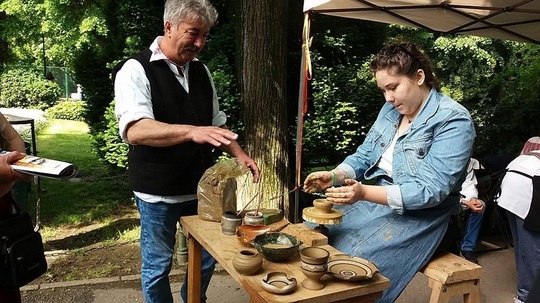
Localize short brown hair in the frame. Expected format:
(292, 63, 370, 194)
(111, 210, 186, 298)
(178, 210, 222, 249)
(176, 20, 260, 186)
(370, 42, 440, 91)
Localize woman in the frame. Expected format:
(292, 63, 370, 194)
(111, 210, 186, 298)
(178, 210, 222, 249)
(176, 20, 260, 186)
(303, 42, 475, 302)
(0, 112, 33, 303)
(0, 112, 32, 198)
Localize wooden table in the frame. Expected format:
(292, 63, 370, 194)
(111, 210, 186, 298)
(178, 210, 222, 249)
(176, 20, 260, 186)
(181, 215, 390, 303)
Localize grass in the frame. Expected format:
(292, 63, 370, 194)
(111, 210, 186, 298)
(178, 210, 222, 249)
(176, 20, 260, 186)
(24, 119, 138, 243)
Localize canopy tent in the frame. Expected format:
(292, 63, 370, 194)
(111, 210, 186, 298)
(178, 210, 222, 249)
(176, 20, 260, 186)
(293, 0, 540, 221)
(303, 0, 540, 44)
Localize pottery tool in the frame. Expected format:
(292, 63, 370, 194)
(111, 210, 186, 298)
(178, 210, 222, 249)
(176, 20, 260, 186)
(255, 192, 263, 216)
(237, 192, 260, 216)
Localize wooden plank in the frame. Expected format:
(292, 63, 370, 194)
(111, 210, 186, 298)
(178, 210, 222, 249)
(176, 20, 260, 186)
(422, 253, 482, 284)
(281, 223, 328, 246)
(187, 236, 202, 303)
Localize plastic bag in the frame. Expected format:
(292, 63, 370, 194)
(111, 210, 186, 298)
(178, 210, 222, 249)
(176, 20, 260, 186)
(197, 158, 250, 222)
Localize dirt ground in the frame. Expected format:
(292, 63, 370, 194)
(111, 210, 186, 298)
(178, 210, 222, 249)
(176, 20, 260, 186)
(29, 207, 185, 285)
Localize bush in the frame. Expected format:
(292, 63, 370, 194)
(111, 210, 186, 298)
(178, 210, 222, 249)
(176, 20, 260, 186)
(0, 68, 62, 110)
(45, 100, 88, 121)
(93, 100, 128, 169)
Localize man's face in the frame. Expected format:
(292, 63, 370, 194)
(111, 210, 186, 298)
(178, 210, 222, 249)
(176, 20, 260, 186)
(163, 17, 210, 65)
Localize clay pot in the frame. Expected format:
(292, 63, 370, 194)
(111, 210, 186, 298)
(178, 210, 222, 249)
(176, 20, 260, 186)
(221, 211, 242, 235)
(236, 225, 271, 247)
(232, 249, 263, 275)
(243, 211, 264, 226)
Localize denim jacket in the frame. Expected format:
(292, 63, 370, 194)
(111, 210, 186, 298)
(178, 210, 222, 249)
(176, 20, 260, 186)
(337, 88, 476, 214)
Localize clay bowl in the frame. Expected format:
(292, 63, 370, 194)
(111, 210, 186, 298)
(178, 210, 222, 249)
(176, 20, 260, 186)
(313, 198, 333, 213)
(300, 246, 330, 265)
(236, 225, 271, 247)
(252, 232, 302, 263)
(261, 271, 297, 294)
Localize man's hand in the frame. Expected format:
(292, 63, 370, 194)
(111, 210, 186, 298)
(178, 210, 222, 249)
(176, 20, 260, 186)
(236, 154, 260, 183)
(191, 126, 239, 147)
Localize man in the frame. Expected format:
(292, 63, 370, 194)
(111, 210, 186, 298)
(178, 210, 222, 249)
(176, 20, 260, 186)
(459, 158, 485, 264)
(497, 150, 540, 303)
(113, 1, 260, 302)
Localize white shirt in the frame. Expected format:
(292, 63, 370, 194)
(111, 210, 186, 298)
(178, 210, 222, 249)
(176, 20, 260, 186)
(378, 131, 399, 177)
(497, 151, 540, 219)
(460, 158, 480, 201)
(114, 36, 227, 203)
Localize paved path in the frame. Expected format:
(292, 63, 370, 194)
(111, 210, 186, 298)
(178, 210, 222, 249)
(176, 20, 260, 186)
(21, 246, 517, 303)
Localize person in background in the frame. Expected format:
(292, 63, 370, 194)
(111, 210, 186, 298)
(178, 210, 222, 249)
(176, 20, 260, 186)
(303, 41, 475, 302)
(458, 158, 485, 264)
(0, 113, 32, 198)
(113, 1, 260, 302)
(497, 149, 540, 303)
(0, 112, 33, 303)
(525, 274, 540, 303)
(520, 136, 540, 155)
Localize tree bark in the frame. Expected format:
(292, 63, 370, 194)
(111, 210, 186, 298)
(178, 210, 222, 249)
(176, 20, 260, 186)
(236, 0, 290, 217)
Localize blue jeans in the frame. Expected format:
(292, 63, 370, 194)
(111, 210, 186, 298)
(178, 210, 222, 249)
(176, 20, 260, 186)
(506, 210, 540, 302)
(136, 196, 216, 303)
(460, 210, 484, 252)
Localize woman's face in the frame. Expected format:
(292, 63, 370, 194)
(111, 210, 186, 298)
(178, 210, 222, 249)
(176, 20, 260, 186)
(375, 67, 426, 116)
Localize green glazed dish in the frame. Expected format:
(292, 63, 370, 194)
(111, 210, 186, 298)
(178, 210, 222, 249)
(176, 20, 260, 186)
(252, 232, 302, 263)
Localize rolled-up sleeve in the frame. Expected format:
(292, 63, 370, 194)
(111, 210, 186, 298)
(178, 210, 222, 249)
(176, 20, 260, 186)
(114, 59, 154, 142)
(386, 185, 404, 214)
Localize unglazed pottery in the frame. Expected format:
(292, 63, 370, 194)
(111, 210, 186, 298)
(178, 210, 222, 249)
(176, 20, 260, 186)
(221, 211, 242, 235)
(232, 249, 263, 275)
(299, 246, 329, 290)
(243, 211, 265, 226)
(327, 254, 379, 281)
(236, 225, 271, 247)
(252, 232, 301, 262)
(302, 199, 343, 225)
(313, 199, 333, 213)
(261, 271, 297, 294)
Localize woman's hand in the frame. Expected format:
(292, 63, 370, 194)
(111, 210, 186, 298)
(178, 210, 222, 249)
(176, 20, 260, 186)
(0, 151, 32, 197)
(325, 178, 364, 205)
(303, 171, 333, 193)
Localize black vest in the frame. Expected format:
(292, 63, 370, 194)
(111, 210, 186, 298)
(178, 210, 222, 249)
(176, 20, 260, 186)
(113, 49, 214, 195)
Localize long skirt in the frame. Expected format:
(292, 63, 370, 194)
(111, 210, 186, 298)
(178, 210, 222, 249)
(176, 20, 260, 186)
(326, 199, 453, 302)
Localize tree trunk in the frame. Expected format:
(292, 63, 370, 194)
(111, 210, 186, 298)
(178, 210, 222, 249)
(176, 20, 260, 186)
(236, 0, 290, 218)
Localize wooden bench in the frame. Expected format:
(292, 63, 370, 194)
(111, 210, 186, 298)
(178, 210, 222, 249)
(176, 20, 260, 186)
(421, 252, 483, 303)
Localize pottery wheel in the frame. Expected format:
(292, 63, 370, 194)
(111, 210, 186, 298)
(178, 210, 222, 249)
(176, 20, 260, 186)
(302, 207, 343, 225)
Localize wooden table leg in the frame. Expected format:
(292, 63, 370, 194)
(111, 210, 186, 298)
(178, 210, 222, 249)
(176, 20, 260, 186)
(187, 235, 202, 303)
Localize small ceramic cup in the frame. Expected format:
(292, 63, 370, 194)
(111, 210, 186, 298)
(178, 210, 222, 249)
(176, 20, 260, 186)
(221, 211, 242, 235)
(243, 211, 264, 226)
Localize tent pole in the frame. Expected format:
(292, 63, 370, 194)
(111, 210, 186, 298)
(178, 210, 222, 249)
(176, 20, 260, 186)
(294, 49, 306, 223)
(294, 12, 311, 223)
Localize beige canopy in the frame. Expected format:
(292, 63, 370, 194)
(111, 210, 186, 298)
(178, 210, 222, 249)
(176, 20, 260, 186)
(303, 0, 540, 44)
